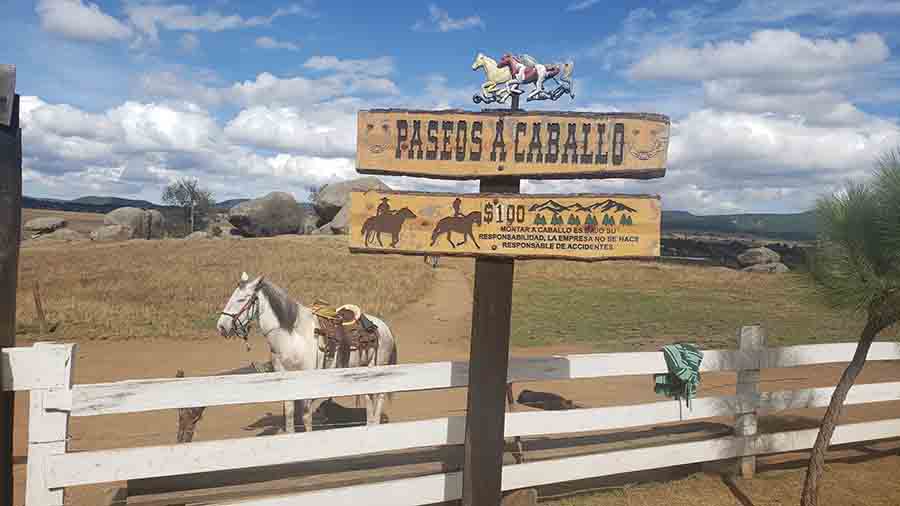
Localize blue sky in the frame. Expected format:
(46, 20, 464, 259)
(4, 0, 900, 214)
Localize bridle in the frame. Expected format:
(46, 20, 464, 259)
(221, 278, 265, 346)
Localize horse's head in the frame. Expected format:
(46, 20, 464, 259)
(472, 53, 485, 70)
(497, 53, 513, 68)
(399, 207, 417, 219)
(217, 271, 263, 339)
(470, 211, 483, 225)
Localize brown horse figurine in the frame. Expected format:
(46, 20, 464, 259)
(430, 211, 482, 249)
(361, 207, 417, 247)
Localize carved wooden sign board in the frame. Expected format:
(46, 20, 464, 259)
(349, 190, 661, 261)
(357, 110, 669, 180)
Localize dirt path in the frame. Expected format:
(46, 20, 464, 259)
(10, 259, 900, 505)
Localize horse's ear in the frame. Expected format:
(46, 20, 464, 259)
(240, 272, 249, 284)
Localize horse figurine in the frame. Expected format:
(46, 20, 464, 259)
(430, 211, 482, 248)
(217, 272, 399, 432)
(497, 53, 574, 102)
(361, 207, 417, 248)
(472, 52, 513, 104)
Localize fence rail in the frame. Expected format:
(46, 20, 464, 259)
(5, 333, 900, 506)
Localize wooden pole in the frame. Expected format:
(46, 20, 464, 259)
(0, 90, 20, 506)
(33, 280, 47, 335)
(461, 93, 521, 506)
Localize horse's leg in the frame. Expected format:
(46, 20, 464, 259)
(376, 231, 384, 247)
(446, 231, 456, 248)
(371, 393, 386, 425)
(298, 399, 314, 433)
(470, 231, 481, 249)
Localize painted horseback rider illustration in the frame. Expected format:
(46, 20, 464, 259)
(377, 197, 391, 216)
(452, 197, 463, 217)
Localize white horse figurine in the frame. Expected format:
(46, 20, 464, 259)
(472, 52, 513, 104)
(217, 272, 399, 432)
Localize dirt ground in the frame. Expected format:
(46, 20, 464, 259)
(10, 258, 900, 505)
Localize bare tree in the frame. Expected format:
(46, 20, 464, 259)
(801, 149, 900, 505)
(162, 177, 215, 234)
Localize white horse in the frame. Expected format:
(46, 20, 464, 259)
(472, 52, 513, 104)
(217, 272, 398, 432)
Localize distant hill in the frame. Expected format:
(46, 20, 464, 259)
(71, 196, 157, 208)
(216, 198, 250, 209)
(662, 210, 816, 241)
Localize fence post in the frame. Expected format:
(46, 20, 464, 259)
(25, 343, 76, 506)
(735, 325, 764, 479)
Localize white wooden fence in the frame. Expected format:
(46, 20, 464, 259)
(5, 328, 900, 506)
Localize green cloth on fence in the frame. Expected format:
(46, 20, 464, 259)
(653, 343, 703, 409)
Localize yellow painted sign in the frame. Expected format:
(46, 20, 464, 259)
(356, 109, 670, 180)
(349, 190, 661, 260)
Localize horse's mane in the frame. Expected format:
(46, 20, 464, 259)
(258, 279, 299, 331)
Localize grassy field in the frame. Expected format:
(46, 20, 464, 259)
(15, 235, 435, 341)
(509, 260, 899, 350)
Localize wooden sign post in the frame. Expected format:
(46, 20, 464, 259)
(0, 63, 18, 506)
(350, 54, 669, 506)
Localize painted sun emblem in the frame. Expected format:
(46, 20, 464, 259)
(367, 121, 392, 154)
(627, 126, 669, 161)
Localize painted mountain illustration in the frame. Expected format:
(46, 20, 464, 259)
(528, 199, 638, 215)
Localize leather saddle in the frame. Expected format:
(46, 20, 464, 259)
(311, 302, 379, 369)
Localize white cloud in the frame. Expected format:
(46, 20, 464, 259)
(179, 33, 199, 53)
(125, 2, 314, 43)
(255, 36, 300, 51)
(566, 0, 601, 12)
(628, 31, 889, 81)
(730, 0, 900, 22)
(19, 94, 361, 202)
(303, 56, 394, 77)
(226, 72, 398, 107)
(413, 4, 484, 32)
(225, 105, 356, 157)
(36, 0, 133, 42)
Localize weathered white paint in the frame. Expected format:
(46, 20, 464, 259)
(64, 341, 900, 417)
(766, 342, 900, 368)
(25, 343, 75, 506)
(44, 381, 900, 489)
(735, 325, 764, 478)
(1, 344, 73, 391)
(211, 418, 900, 506)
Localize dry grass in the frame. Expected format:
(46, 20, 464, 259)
(510, 260, 899, 349)
(545, 449, 900, 505)
(15, 235, 435, 341)
(21, 209, 105, 235)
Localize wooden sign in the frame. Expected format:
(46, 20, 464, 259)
(356, 109, 669, 180)
(349, 190, 660, 260)
(0, 65, 14, 128)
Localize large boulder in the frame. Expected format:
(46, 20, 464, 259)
(314, 177, 390, 223)
(228, 192, 308, 237)
(91, 224, 134, 242)
(737, 247, 780, 267)
(33, 228, 87, 241)
(104, 207, 165, 239)
(185, 231, 210, 240)
(24, 217, 67, 235)
(742, 262, 790, 274)
(312, 203, 352, 235)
